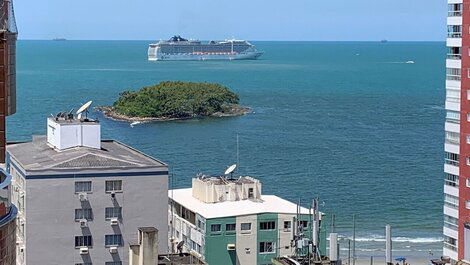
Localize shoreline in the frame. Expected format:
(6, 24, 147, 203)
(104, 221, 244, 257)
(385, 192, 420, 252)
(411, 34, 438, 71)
(95, 105, 251, 123)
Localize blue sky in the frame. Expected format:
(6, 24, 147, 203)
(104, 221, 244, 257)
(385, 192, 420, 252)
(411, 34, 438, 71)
(16, 0, 446, 41)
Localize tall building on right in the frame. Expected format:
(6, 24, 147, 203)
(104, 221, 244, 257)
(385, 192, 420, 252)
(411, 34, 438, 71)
(445, 0, 470, 262)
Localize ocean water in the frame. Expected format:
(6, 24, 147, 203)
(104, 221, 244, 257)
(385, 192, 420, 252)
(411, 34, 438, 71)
(15, 40, 445, 259)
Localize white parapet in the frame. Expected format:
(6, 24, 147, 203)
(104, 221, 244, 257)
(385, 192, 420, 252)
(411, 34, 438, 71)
(445, 122, 460, 134)
(444, 204, 459, 219)
(444, 164, 459, 176)
(448, 16, 463, 26)
(444, 184, 459, 197)
(447, 38, 462, 47)
(446, 59, 462, 69)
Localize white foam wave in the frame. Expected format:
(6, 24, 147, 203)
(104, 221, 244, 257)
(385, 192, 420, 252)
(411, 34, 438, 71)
(339, 236, 442, 244)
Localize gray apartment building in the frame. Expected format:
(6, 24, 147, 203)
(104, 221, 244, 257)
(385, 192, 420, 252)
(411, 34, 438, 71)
(6, 114, 169, 265)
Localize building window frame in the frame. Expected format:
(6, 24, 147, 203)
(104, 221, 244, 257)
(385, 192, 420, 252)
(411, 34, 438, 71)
(105, 180, 123, 193)
(75, 208, 93, 221)
(283, 221, 292, 231)
(260, 221, 276, 230)
(75, 181, 92, 193)
(105, 207, 122, 220)
(75, 235, 93, 248)
(259, 241, 276, 254)
(226, 223, 236, 232)
(210, 224, 221, 233)
(240, 222, 252, 233)
(105, 234, 123, 247)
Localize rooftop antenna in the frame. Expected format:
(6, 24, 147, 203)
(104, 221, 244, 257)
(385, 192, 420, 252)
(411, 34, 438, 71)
(224, 164, 237, 180)
(76, 100, 92, 120)
(236, 134, 239, 174)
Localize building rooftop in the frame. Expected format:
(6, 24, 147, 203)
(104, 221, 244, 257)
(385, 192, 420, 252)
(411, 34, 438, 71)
(170, 188, 311, 219)
(7, 135, 167, 174)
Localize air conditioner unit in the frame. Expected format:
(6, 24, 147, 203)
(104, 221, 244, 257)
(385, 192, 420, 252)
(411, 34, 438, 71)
(109, 246, 118, 254)
(110, 218, 119, 226)
(79, 219, 88, 228)
(226, 244, 236, 251)
(78, 192, 88, 201)
(110, 191, 116, 199)
(79, 247, 89, 255)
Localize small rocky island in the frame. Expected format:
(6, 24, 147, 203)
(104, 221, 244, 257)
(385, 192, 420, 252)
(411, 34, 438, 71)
(97, 81, 250, 122)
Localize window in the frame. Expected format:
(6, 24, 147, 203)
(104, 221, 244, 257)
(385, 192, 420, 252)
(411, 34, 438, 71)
(444, 235, 457, 251)
(210, 224, 221, 232)
(75, 208, 93, 221)
(467, 200, 470, 209)
(283, 221, 291, 230)
(445, 173, 459, 187)
(445, 152, 459, 166)
(105, 180, 122, 192)
(105, 262, 122, 265)
(448, 3, 462, 17)
(446, 68, 461, 81)
(75, 181, 92, 193)
(241, 223, 252, 231)
(260, 221, 276, 230)
(446, 111, 460, 122)
(447, 25, 462, 38)
(259, 241, 275, 254)
(446, 89, 460, 102)
(445, 131, 460, 144)
(444, 194, 459, 209)
(298, 220, 308, 228)
(226, 223, 236, 231)
(467, 178, 470, 187)
(444, 214, 459, 230)
(105, 234, 123, 246)
(75, 235, 92, 247)
(248, 188, 254, 199)
(105, 207, 122, 220)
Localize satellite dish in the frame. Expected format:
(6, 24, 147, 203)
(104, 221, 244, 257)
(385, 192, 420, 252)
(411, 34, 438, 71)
(76, 101, 92, 115)
(224, 164, 237, 176)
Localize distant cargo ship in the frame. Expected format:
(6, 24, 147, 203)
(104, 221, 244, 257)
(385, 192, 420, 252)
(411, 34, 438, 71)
(148, 35, 263, 61)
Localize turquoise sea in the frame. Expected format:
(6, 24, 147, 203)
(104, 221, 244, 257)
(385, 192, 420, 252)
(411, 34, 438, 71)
(15, 40, 445, 259)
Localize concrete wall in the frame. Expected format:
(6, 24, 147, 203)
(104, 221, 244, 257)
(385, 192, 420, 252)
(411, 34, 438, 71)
(235, 215, 257, 265)
(18, 168, 168, 265)
(277, 214, 295, 257)
(205, 217, 237, 265)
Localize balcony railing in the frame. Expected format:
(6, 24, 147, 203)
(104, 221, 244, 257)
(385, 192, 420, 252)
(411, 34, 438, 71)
(443, 242, 458, 252)
(448, 11, 462, 17)
(447, 54, 462, 60)
(448, 32, 462, 38)
(0, 168, 14, 224)
(446, 74, 461, 81)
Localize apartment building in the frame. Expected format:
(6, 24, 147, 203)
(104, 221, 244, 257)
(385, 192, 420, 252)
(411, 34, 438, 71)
(169, 175, 327, 265)
(444, 0, 470, 262)
(6, 114, 169, 265)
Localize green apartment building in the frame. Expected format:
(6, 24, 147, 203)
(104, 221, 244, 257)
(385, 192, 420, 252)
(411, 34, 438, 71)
(169, 176, 327, 265)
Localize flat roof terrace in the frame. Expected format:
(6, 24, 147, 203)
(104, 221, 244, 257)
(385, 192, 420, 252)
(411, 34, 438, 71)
(7, 135, 167, 175)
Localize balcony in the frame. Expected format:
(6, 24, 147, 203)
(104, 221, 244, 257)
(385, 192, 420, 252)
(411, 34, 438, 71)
(0, 168, 17, 228)
(448, 11, 462, 17)
(447, 53, 461, 60)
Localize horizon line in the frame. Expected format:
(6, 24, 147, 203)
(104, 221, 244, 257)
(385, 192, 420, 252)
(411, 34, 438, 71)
(17, 38, 446, 42)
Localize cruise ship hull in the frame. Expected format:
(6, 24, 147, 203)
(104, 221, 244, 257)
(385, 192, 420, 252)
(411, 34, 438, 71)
(148, 51, 263, 61)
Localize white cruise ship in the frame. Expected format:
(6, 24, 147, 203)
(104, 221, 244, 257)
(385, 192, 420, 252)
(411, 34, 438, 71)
(148, 35, 263, 61)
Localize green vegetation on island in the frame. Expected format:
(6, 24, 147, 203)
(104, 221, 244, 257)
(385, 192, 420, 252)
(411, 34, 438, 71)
(98, 81, 250, 122)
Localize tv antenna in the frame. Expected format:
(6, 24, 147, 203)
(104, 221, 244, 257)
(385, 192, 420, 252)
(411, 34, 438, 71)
(76, 100, 92, 120)
(224, 164, 237, 180)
